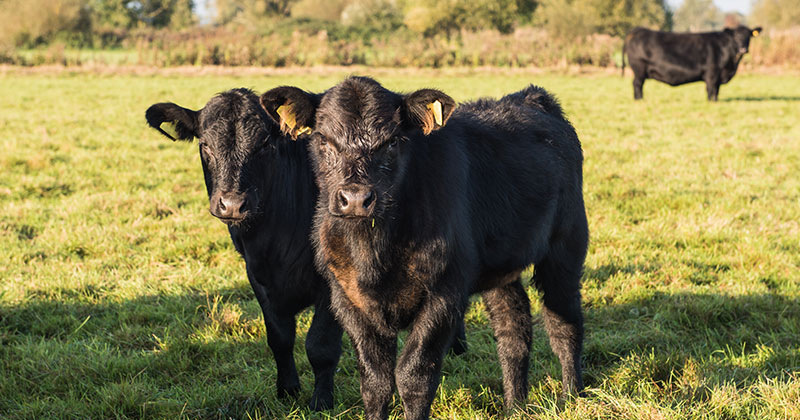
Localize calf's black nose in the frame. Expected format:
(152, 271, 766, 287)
(336, 187, 376, 218)
(212, 192, 247, 221)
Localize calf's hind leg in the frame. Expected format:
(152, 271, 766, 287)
(630, 60, 647, 100)
(533, 236, 587, 396)
(482, 279, 533, 407)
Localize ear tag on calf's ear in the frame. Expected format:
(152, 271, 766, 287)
(752, 30, 760, 36)
(160, 121, 180, 139)
(276, 104, 298, 130)
(276, 103, 312, 139)
(427, 100, 443, 126)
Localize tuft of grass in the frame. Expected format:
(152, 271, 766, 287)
(1, 70, 799, 419)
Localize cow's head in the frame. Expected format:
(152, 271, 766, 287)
(726, 25, 763, 55)
(145, 89, 281, 226)
(262, 77, 455, 224)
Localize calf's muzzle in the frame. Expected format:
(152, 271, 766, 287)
(333, 186, 376, 218)
(211, 191, 248, 222)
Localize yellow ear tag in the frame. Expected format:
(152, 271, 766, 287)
(752, 30, 760, 36)
(276, 104, 297, 130)
(427, 100, 443, 126)
(371, 218, 375, 228)
(160, 121, 180, 139)
(276, 104, 311, 139)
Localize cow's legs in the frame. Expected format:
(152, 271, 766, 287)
(705, 77, 721, 101)
(533, 221, 588, 396)
(482, 279, 533, 407)
(249, 277, 301, 398)
(633, 76, 645, 100)
(306, 299, 343, 410)
(629, 59, 647, 100)
(346, 315, 397, 420)
(449, 316, 468, 355)
(395, 288, 466, 420)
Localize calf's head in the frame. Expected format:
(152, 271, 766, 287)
(727, 25, 763, 55)
(145, 89, 278, 226)
(261, 77, 455, 222)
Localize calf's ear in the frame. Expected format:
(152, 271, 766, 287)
(402, 89, 456, 135)
(260, 87, 318, 140)
(752, 27, 762, 37)
(145, 103, 199, 141)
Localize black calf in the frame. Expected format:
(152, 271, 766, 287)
(263, 77, 588, 420)
(145, 89, 342, 410)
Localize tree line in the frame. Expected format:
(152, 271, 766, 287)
(0, 0, 794, 51)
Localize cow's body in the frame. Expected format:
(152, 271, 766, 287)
(263, 78, 588, 420)
(623, 25, 761, 100)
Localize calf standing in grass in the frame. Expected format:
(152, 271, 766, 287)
(144, 89, 342, 410)
(262, 77, 589, 420)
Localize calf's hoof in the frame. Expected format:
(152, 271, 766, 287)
(309, 389, 334, 411)
(449, 336, 468, 356)
(277, 383, 301, 399)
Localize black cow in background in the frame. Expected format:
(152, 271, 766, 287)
(262, 77, 589, 420)
(623, 25, 762, 101)
(144, 89, 343, 410)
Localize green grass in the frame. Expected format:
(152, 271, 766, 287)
(1, 69, 799, 419)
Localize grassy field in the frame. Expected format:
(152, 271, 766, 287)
(1, 69, 799, 419)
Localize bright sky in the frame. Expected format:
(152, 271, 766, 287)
(668, 0, 754, 14)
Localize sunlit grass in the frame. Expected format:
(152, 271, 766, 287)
(1, 70, 799, 419)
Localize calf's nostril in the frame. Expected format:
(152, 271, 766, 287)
(218, 197, 228, 213)
(338, 191, 350, 209)
(362, 190, 375, 209)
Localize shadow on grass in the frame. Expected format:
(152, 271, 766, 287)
(721, 96, 800, 102)
(578, 291, 800, 392)
(1, 289, 798, 418)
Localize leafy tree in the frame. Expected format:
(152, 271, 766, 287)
(89, 0, 139, 30)
(169, 0, 197, 28)
(290, 0, 348, 21)
(0, 0, 86, 47)
(126, 0, 191, 28)
(751, 0, 800, 29)
(88, 0, 196, 30)
(215, 0, 297, 24)
(340, 0, 403, 32)
(593, 0, 672, 35)
(403, 0, 523, 37)
(536, 0, 597, 40)
(536, 0, 670, 39)
(673, 0, 724, 31)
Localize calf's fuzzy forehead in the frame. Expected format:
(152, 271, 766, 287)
(199, 89, 270, 158)
(316, 77, 403, 150)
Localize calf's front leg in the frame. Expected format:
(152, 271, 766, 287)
(306, 298, 343, 410)
(339, 305, 397, 420)
(395, 295, 466, 420)
(248, 277, 301, 398)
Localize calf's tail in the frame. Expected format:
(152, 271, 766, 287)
(621, 39, 626, 77)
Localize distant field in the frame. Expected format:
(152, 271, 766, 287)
(1, 70, 799, 419)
